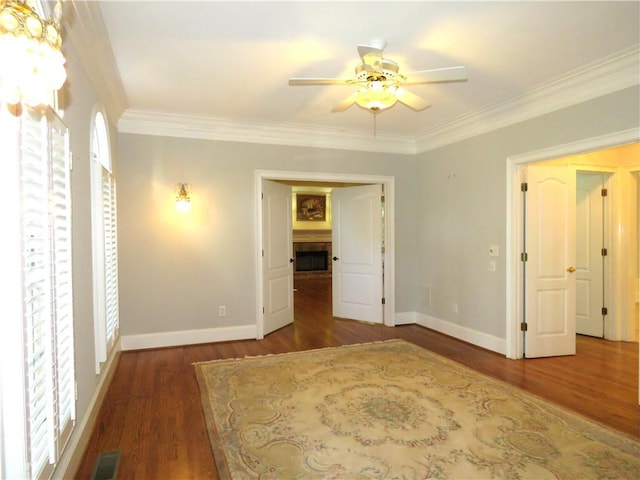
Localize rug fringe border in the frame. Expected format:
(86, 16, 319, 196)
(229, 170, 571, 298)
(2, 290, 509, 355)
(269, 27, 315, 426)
(191, 338, 406, 366)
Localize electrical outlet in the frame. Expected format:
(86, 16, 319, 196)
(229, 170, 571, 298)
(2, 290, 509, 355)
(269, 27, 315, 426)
(218, 305, 226, 317)
(489, 260, 496, 272)
(452, 303, 458, 314)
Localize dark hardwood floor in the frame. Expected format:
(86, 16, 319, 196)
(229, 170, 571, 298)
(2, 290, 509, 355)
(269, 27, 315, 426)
(75, 276, 639, 479)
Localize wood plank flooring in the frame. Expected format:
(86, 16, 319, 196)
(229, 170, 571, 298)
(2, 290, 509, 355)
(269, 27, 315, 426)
(75, 276, 639, 479)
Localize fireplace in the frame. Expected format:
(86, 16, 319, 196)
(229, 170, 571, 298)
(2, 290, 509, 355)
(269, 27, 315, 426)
(295, 250, 328, 272)
(293, 241, 332, 276)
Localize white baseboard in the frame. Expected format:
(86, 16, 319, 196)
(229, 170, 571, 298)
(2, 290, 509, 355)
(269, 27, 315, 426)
(52, 341, 122, 479)
(397, 311, 506, 355)
(393, 311, 417, 325)
(120, 324, 258, 351)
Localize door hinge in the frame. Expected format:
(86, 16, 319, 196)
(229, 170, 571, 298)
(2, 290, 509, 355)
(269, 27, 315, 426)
(262, 306, 265, 314)
(601, 188, 608, 197)
(262, 249, 264, 257)
(601, 248, 607, 256)
(261, 192, 264, 200)
(602, 307, 608, 316)
(521, 182, 528, 192)
(521, 252, 528, 262)
(520, 322, 528, 332)
(381, 297, 386, 305)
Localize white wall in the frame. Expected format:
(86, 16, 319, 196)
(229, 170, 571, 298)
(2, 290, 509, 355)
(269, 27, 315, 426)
(415, 86, 640, 341)
(115, 136, 418, 337)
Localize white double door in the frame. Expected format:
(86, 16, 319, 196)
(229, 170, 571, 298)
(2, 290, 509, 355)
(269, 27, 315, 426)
(262, 181, 383, 336)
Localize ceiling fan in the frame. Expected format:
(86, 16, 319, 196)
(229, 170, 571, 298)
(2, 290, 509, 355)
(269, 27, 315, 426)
(288, 40, 467, 114)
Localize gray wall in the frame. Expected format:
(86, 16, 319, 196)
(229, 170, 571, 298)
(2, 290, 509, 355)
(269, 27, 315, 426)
(116, 136, 418, 335)
(56, 35, 120, 443)
(415, 87, 640, 339)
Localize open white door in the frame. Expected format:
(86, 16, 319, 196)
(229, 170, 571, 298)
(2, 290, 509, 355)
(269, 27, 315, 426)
(576, 173, 606, 337)
(331, 184, 383, 323)
(524, 165, 576, 357)
(262, 180, 294, 335)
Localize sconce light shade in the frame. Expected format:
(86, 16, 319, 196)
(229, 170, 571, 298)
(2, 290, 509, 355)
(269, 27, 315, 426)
(175, 183, 191, 213)
(0, 0, 67, 107)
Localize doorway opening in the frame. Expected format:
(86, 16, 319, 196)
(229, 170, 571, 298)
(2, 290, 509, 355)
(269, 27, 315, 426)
(506, 131, 639, 359)
(255, 170, 396, 339)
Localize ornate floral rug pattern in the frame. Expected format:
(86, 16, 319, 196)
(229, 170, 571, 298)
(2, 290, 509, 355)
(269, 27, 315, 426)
(194, 340, 639, 479)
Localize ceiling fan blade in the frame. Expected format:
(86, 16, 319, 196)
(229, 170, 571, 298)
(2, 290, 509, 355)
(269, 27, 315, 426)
(288, 78, 350, 86)
(331, 94, 356, 112)
(396, 88, 431, 111)
(404, 66, 468, 85)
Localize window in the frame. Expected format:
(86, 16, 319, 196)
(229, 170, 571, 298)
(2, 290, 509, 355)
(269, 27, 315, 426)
(0, 104, 75, 479)
(90, 109, 119, 373)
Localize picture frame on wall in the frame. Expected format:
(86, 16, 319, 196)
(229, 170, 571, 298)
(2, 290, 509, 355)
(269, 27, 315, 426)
(296, 194, 326, 221)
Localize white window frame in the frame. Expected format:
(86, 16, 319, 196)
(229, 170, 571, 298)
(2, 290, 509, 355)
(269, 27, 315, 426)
(0, 103, 75, 480)
(90, 107, 119, 374)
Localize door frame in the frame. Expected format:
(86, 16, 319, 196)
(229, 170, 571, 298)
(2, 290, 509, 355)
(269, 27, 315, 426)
(254, 170, 395, 338)
(505, 128, 639, 359)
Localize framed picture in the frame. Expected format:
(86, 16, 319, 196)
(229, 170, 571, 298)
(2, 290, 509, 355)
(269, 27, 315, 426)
(296, 194, 326, 221)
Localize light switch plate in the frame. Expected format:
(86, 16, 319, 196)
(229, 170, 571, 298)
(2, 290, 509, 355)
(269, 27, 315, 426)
(489, 245, 499, 257)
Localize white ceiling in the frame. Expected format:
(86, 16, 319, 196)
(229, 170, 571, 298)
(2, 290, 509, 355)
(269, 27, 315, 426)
(95, 1, 639, 144)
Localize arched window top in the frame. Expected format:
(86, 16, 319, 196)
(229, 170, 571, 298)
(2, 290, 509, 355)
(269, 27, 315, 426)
(91, 108, 111, 171)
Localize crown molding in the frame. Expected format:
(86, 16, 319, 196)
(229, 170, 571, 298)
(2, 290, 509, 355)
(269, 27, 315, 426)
(118, 111, 417, 155)
(118, 46, 638, 155)
(62, 1, 128, 122)
(415, 46, 640, 153)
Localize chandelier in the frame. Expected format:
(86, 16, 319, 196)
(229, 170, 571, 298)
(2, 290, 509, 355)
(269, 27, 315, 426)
(0, 0, 66, 107)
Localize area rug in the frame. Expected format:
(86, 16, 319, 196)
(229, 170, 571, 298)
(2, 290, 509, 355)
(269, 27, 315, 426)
(194, 339, 639, 479)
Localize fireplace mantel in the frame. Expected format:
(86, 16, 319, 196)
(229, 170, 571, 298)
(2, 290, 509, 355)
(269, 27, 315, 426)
(292, 229, 331, 243)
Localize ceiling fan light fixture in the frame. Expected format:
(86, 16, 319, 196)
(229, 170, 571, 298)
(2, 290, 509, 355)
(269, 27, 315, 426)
(288, 41, 466, 115)
(354, 82, 398, 113)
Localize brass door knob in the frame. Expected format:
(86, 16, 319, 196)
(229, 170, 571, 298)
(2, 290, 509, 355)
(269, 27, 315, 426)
(567, 266, 576, 273)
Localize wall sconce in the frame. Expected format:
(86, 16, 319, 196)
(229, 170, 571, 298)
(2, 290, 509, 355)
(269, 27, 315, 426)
(175, 183, 191, 213)
(0, 0, 67, 107)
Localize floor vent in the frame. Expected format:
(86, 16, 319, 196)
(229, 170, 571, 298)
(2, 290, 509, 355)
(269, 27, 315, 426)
(91, 450, 121, 480)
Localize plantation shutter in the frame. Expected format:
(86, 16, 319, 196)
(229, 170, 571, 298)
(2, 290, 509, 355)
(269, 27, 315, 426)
(15, 107, 75, 479)
(50, 114, 75, 453)
(20, 108, 53, 479)
(102, 168, 119, 349)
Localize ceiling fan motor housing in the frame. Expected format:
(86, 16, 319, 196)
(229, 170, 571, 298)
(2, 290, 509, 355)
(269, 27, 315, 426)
(355, 58, 403, 85)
